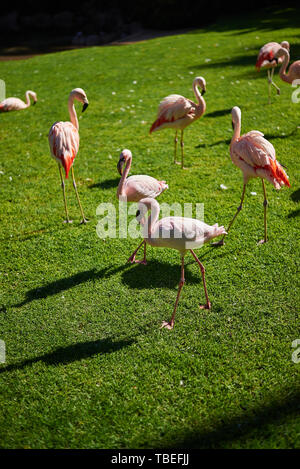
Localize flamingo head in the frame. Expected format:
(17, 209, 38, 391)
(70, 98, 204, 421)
(136, 198, 157, 226)
(28, 91, 37, 105)
(194, 76, 206, 95)
(70, 88, 89, 112)
(117, 149, 132, 176)
(231, 106, 241, 130)
(280, 41, 290, 51)
(274, 47, 289, 61)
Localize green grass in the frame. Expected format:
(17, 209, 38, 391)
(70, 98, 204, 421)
(0, 7, 300, 449)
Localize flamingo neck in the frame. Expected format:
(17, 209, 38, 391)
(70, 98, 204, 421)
(68, 94, 79, 130)
(279, 49, 292, 83)
(145, 202, 160, 239)
(25, 91, 31, 108)
(193, 82, 206, 113)
(231, 118, 241, 146)
(117, 156, 132, 197)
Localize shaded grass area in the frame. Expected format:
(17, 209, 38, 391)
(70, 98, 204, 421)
(0, 7, 299, 449)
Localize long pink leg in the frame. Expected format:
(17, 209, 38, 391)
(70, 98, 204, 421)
(161, 256, 185, 330)
(127, 240, 147, 265)
(190, 249, 211, 310)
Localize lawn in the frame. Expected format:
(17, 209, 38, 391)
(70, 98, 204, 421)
(0, 7, 299, 449)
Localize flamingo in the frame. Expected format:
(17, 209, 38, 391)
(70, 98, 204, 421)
(149, 76, 206, 169)
(256, 41, 289, 103)
(0, 90, 37, 111)
(48, 88, 89, 224)
(215, 106, 290, 246)
(134, 197, 226, 329)
(117, 148, 168, 264)
(274, 46, 300, 84)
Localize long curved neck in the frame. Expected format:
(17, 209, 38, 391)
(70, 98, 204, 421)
(25, 91, 31, 108)
(145, 203, 160, 239)
(279, 50, 292, 83)
(68, 94, 79, 130)
(193, 82, 206, 114)
(231, 118, 241, 146)
(117, 157, 132, 197)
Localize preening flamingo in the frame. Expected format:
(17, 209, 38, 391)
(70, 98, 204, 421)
(0, 90, 37, 111)
(274, 47, 300, 84)
(48, 88, 89, 224)
(215, 106, 290, 246)
(149, 76, 206, 169)
(117, 148, 168, 264)
(134, 197, 226, 329)
(256, 41, 289, 103)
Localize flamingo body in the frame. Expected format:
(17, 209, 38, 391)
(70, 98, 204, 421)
(49, 121, 79, 179)
(256, 41, 289, 71)
(0, 91, 37, 112)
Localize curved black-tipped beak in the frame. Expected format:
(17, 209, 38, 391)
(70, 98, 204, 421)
(82, 102, 89, 113)
(231, 121, 234, 130)
(201, 89, 206, 95)
(33, 101, 37, 105)
(117, 158, 125, 176)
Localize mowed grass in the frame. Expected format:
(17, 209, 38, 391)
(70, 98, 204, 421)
(0, 7, 299, 449)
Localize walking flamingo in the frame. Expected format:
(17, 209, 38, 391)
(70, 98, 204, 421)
(134, 197, 226, 329)
(149, 76, 206, 169)
(215, 106, 290, 246)
(256, 41, 289, 103)
(117, 148, 168, 264)
(48, 88, 89, 224)
(0, 90, 37, 111)
(274, 46, 300, 84)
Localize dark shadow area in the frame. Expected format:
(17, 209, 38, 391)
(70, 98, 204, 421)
(264, 128, 299, 142)
(205, 109, 232, 119)
(89, 177, 119, 190)
(288, 208, 300, 218)
(0, 336, 135, 374)
(290, 187, 300, 203)
(196, 138, 231, 149)
(162, 390, 300, 448)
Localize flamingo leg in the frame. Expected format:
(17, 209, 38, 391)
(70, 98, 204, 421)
(180, 130, 185, 169)
(161, 255, 185, 330)
(174, 130, 179, 164)
(71, 166, 89, 224)
(58, 164, 72, 224)
(213, 183, 246, 246)
(270, 67, 280, 95)
(127, 240, 147, 265)
(267, 69, 271, 104)
(258, 179, 268, 244)
(190, 249, 211, 309)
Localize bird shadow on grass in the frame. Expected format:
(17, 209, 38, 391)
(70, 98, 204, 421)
(88, 177, 119, 190)
(0, 336, 135, 375)
(196, 138, 231, 149)
(205, 108, 232, 119)
(290, 187, 300, 203)
(159, 389, 300, 449)
(288, 208, 300, 218)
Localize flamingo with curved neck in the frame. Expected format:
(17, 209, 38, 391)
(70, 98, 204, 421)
(274, 47, 300, 84)
(134, 197, 226, 329)
(150, 76, 207, 168)
(0, 90, 37, 112)
(48, 88, 89, 224)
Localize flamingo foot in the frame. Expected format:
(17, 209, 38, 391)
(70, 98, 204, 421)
(160, 320, 174, 330)
(127, 254, 147, 265)
(257, 239, 268, 245)
(199, 301, 211, 310)
(63, 219, 73, 224)
(80, 218, 89, 225)
(175, 161, 188, 169)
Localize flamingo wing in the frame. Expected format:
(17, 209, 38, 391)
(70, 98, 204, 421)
(150, 95, 195, 132)
(232, 131, 290, 188)
(256, 42, 280, 70)
(48, 121, 79, 178)
(125, 175, 168, 201)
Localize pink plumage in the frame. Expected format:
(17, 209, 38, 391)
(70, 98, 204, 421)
(0, 90, 37, 112)
(274, 47, 300, 84)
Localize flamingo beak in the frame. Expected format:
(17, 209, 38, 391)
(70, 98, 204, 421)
(82, 102, 89, 113)
(117, 158, 125, 176)
(201, 89, 206, 95)
(33, 101, 37, 105)
(231, 121, 234, 130)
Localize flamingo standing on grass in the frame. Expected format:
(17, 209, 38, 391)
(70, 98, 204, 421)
(117, 148, 168, 264)
(256, 41, 289, 103)
(48, 88, 89, 224)
(215, 106, 290, 246)
(149, 77, 206, 169)
(134, 197, 226, 329)
(274, 46, 300, 84)
(0, 90, 37, 111)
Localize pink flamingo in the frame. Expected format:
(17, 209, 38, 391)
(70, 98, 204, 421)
(134, 197, 226, 329)
(256, 41, 289, 103)
(149, 76, 206, 169)
(274, 46, 300, 84)
(216, 106, 290, 246)
(0, 90, 37, 111)
(117, 148, 168, 264)
(48, 88, 89, 224)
